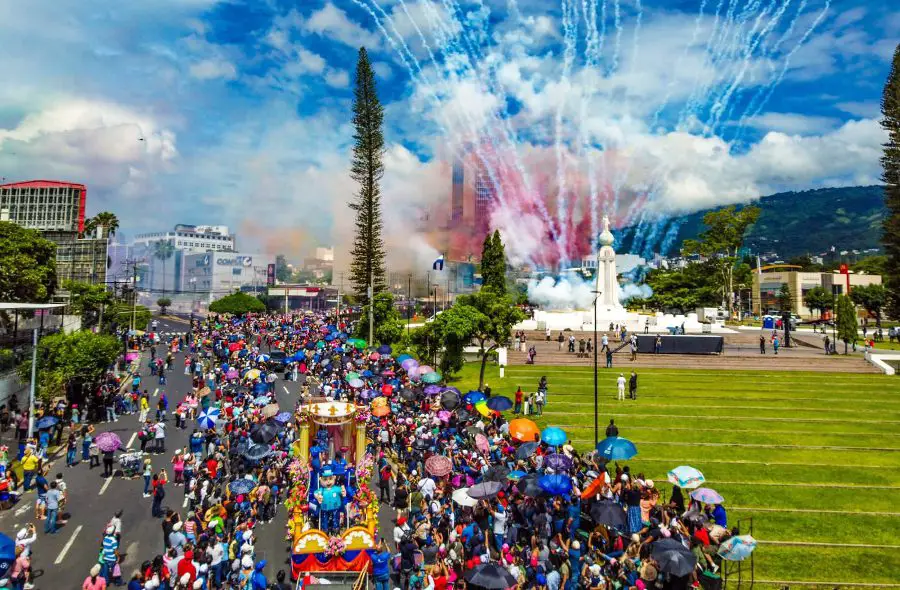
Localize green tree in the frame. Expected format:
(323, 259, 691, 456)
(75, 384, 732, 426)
(454, 288, 525, 389)
(348, 47, 387, 303)
(209, 291, 266, 315)
(354, 292, 404, 344)
(0, 221, 57, 303)
(480, 230, 507, 295)
(156, 297, 172, 315)
(83, 211, 120, 238)
(803, 286, 832, 318)
(835, 294, 858, 354)
(153, 239, 176, 294)
(882, 43, 900, 319)
(108, 303, 152, 331)
(777, 283, 793, 312)
(644, 262, 720, 313)
(853, 255, 887, 276)
(19, 330, 121, 401)
(682, 205, 761, 313)
(64, 280, 113, 328)
(850, 284, 888, 328)
(275, 255, 292, 283)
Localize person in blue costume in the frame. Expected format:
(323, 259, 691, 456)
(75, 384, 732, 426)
(315, 468, 346, 534)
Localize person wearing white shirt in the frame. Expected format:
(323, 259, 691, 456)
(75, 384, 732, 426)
(616, 374, 626, 401)
(417, 477, 436, 501)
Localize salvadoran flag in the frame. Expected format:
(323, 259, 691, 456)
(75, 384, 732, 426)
(432, 254, 444, 271)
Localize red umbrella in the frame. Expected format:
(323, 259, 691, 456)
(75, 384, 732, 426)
(381, 384, 393, 396)
(425, 455, 453, 477)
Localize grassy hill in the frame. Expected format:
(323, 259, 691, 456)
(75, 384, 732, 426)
(621, 186, 886, 258)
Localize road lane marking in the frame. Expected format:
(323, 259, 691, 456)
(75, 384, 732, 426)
(54, 525, 83, 564)
(153, 388, 159, 397)
(126, 432, 137, 448)
(14, 504, 30, 517)
(182, 495, 189, 508)
(283, 386, 290, 395)
(99, 477, 112, 495)
(123, 542, 139, 565)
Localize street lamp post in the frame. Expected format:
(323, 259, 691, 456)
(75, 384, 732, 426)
(592, 290, 602, 447)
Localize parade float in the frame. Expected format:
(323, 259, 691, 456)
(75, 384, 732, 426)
(285, 400, 378, 580)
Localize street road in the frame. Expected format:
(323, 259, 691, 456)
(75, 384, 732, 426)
(0, 316, 301, 587)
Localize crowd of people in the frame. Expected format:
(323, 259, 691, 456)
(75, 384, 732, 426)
(1, 308, 748, 590)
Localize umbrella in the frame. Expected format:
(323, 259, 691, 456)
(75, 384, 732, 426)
(455, 408, 472, 422)
(440, 391, 460, 410)
(718, 535, 758, 561)
(474, 401, 492, 418)
(595, 437, 638, 460)
(422, 371, 442, 384)
(348, 378, 365, 389)
(652, 538, 697, 577)
(590, 500, 626, 528)
(396, 354, 412, 363)
(538, 474, 572, 495)
(250, 421, 280, 444)
(243, 444, 273, 461)
(425, 455, 453, 477)
(516, 474, 543, 497)
(681, 510, 709, 525)
(486, 396, 513, 412)
(483, 465, 509, 483)
(467, 481, 503, 499)
(464, 563, 517, 590)
(0, 533, 15, 577)
(451, 488, 478, 507)
(345, 372, 360, 382)
(424, 385, 442, 395)
(253, 396, 270, 406)
(35, 416, 58, 430)
(243, 369, 261, 381)
(437, 410, 451, 422)
(226, 369, 239, 380)
(369, 352, 381, 361)
(372, 405, 390, 417)
(412, 439, 431, 451)
(381, 384, 394, 396)
(256, 354, 271, 362)
(463, 391, 485, 405)
(690, 487, 725, 504)
(667, 466, 706, 489)
(515, 442, 539, 460)
(545, 453, 573, 472)
(401, 358, 419, 371)
(274, 412, 293, 424)
(418, 365, 434, 374)
(508, 418, 540, 442)
(197, 408, 220, 429)
(475, 433, 490, 455)
(262, 404, 280, 419)
(95, 432, 122, 453)
(507, 470, 526, 481)
(541, 426, 568, 446)
(377, 344, 392, 355)
(229, 479, 256, 495)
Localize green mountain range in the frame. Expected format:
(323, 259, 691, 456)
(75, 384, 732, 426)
(625, 186, 886, 259)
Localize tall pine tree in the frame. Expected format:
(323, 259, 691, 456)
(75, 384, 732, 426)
(882, 43, 900, 319)
(348, 47, 387, 303)
(480, 230, 507, 294)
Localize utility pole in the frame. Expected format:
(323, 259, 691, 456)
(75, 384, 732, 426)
(336, 272, 344, 321)
(27, 328, 38, 439)
(368, 278, 374, 345)
(130, 261, 139, 332)
(407, 273, 412, 336)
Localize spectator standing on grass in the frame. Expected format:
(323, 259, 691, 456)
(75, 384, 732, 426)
(605, 419, 619, 437)
(629, 371, 638, 400)
(616, 374, 626, 401)
(514, 387, 524, 414)
(824, 334, 831, 355)
(759, 334, 766, 354)
(773, 335, 780, 355)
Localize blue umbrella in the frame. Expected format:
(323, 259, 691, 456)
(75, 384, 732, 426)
(396, 354, 412, 363)
(197, 408, 220, 429)
(377, 344, 392, 355)
(0, 532, 15, 578)
(596, 436, 638, 460)
(541, 426, 567, 447)
(229, 479, 256, 495)
(237, 350, 249, 358)
(256, 354, 271, 362)
(464, 391, 486, 404)
(274, 412, 292, 423)
(538, 474, 572, 495)
(507, 470, 527, 481)
(362, 370, 374, 377)
(667, 466, 705, 489)
(718, 535, 758, 561)
(253, 396, 270, 406)
(305, 342, 316, 350)
(252, 382, 268, 394)
(486, 396, 513, 412)
(243, 444, 273, 461)
(35, 416, 59, 430)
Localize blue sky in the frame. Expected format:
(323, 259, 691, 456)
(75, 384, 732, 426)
(0, 0, 896, 263)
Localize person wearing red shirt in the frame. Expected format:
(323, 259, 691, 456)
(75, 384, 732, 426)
(514, 388, 524, 414)
(177, 549, 197, 586)
(206, 457, 218, 479)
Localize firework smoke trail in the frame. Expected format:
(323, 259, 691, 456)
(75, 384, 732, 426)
(734, 0, 830, 141)
(554, 0, 580, 262)
(725, 0, 807, 138)
(706, 0, 793, 134)
(579, 0, 606, 252)
(435, 0, 568, 265)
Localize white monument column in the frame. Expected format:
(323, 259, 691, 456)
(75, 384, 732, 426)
(596, 215, 620, 309)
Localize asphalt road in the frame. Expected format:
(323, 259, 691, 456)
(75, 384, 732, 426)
(0, 315, 301, 587)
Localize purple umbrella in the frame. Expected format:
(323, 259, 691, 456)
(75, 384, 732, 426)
(95, 432, 122, 453)
(546, 453, 574, 472)
(401, 358, 419, 371)
(424, 385, 442, 395)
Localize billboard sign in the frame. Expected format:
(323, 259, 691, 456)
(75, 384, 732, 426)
(267, 263, 275, 286)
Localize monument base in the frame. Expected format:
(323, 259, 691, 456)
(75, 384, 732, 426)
(516, 310, 736, 334)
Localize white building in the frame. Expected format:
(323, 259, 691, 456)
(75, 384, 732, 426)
(182, 252, 274, 299)
(133, 223, 235, 254)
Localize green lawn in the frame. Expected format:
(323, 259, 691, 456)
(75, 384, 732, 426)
(451, 364, 900, 587)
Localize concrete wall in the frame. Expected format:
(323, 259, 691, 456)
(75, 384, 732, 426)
(0, 370, 27, 411)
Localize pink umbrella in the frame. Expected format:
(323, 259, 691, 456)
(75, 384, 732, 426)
(437, 410, 451, 422)
(418, 365, 434, 374)
(475, 433, 490, 455)
(369, 352, 380, 361)
(425, 455, 453, 477)
(452, 473, 475, 487)
(95, 432, 122, 453)
(226, 369, 239, 379)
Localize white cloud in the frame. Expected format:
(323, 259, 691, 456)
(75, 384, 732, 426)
(745, 112, 841, 135)
(302, 2, 382, 50)
(325, 69, 351, 89)
(189, 58, 238, 80)
(372, 61, 393, 80)
(836, 101, 881, 119)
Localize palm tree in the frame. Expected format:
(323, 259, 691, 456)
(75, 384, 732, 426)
(153, 239, 176, 294)
(83, 211, 120, 239)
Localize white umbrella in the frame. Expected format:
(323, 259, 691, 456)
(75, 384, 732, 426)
(452, 488, 479, 507)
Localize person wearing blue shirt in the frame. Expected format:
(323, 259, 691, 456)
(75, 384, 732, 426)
(251, 560, 268, 590)
(371, 539, 392, 590)
(711, 503, 727, 527)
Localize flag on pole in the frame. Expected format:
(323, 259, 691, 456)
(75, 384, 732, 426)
(432, 254, 444, 271)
